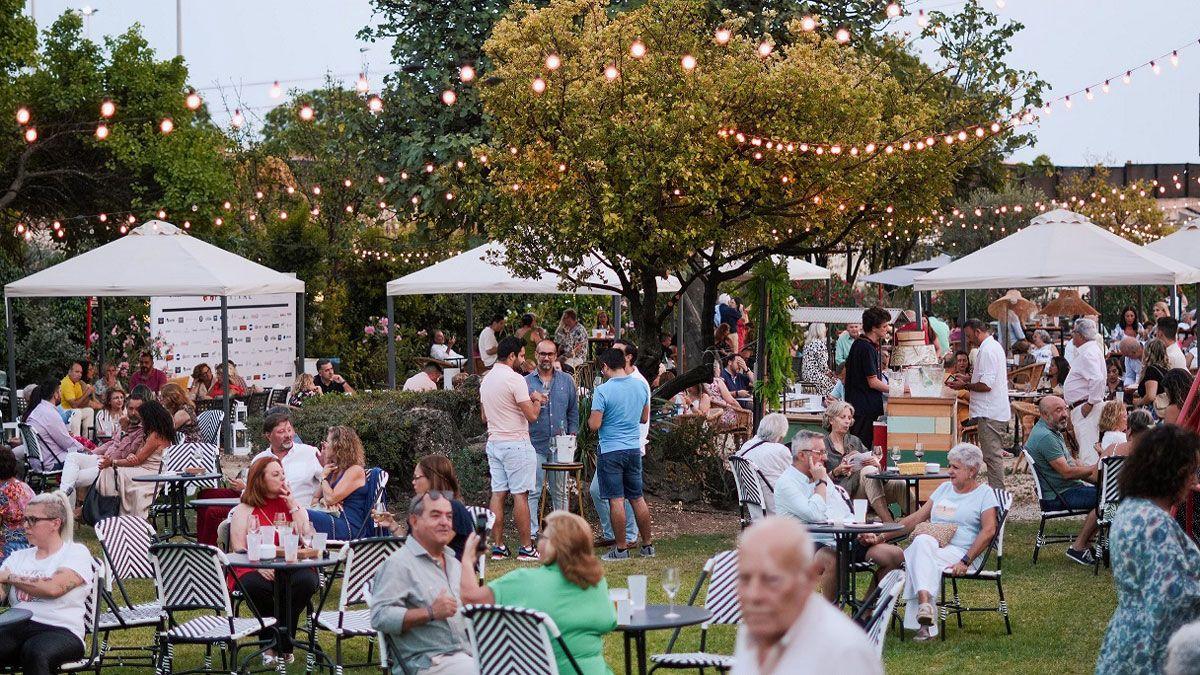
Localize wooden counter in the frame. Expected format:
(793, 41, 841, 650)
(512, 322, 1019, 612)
(886, 393, 958, 502)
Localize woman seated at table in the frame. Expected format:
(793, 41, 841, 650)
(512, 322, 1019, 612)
(1132, 339, 1169, 408)
(734, 413, 792, 512)
(96, 401, 173, 519)
(1106, 409, 1153, 458)
(594, 309, 615, 337)
(92, 388, 126, 443)
(460, 511, 616, 675)
(159, 383, 200, 443)
(857, 443, 999, 641)
(1096, 401, 1129, 457)
(207, 363, 247, 398)
(1029, 329, 1058, 365)
(1105, 357, 1125, 401)
(189, 363, 214, 401)
(373, 455, 475, 559)
(705, 361, 742, 428)
(1045, 356, 1070, 394)
(1157, 368, 1194, 425)
(228, 457, 319, 666)
(822, 401, 906, 522)
(0, 492, 95, 675)
(0, 448, 32, 562)
(307, 426, 372, 540)
(288, 373, 322, 408)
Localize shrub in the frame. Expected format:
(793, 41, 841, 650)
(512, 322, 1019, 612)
(645, 416, 735, 508)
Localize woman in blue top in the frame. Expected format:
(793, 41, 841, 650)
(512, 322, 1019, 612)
(307, 426, 372, 540)
(858, 443, 999, 641)
(1096, 425, 1200, 675)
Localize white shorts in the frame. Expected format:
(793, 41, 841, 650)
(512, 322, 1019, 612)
(486, 440, 536, 494)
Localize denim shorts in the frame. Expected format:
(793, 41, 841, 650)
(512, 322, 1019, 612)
(486, 440, 536, 494)
(1042, 484, 1097, 512)
(597, 448, 644, 500)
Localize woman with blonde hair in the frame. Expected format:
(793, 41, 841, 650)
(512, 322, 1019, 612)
(461, 511, 616, 674)
(307, 426, 371, 539)
(288, 373, 321, 407)
(1132, 339, 1170, 408)
(801, 322, 837, 395)
(158, 382, 199, 443)
(1096, 401, 1129, 457)
(822, 400, 906, 521)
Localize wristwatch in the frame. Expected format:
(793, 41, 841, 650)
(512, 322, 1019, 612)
(959, 554, 971, 565)
(426, 605, 436, 622)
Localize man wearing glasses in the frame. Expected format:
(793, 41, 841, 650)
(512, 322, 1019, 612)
(524, 340, 578, 540)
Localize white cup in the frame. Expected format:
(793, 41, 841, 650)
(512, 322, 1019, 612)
(554, 435, 577, 463)
(258, 543, 276, 560)
(247, 532, 261, 561)
(852, 499, 868, 523)
(283, 534, 299, 563)
(616, 598, 633, 624)
(312, 532, 328, 557)
(1115, 390, 1125, 404)
(259, 526, 277, 547)
(627, 575, 647, 611)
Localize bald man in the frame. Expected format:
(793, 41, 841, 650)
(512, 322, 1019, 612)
(1025, 395, 1099, 567)
(731, 517, 881, 675)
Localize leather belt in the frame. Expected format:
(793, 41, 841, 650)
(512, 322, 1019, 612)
(1068, 399, 1088, 410)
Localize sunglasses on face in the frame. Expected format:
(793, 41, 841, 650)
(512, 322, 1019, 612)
(23, 516, 57, 526)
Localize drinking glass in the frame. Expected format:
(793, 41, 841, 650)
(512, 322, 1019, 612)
(274, 512, 291, 536)
(312, 532, 329, 558)
(662, 567, 681, 619)
(914, 443, 925, 462)
(890, 446, 901, 468)
(299, 523, 314, 548)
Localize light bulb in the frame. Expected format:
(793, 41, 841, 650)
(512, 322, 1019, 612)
(459, 65, 475, 83)
(441, 89, 457, 105)
(15, 107, 30, 125)
(269, 81, 282, 98)
(531, 77, 546, 94)
(681, 54, 697, 71)
(801, 16, 817, 31)
(545, 54, 561, 70)
(231, 109, 245, 128)
(100, 99, 115, 118)
(356, 73, 370, 93)
(1172, 50, 1180, 67)
(757, 41, 773, 57)
(368, 95, 384, 112)
(1122, 71, 1131, 84)
(95, 123, 109, 140)
(835, 28, 851, 44)
(916, 9, 929, 27)
(604, 65, 619, 80)
(299, 104, 314, 121)
(160, 118, 174, 134)
(630, 40, 646, 58)
(1151, 61, 1160, 75)
(98, 214, 107, 222)
(185, 91, 201, 110)
(715, 28, 731, 44)
(886, 3, 901, 18)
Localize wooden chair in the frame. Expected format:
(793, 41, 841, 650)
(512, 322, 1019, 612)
(1007, 363, 1046, 392)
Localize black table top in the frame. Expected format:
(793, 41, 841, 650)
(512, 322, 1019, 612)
(616, 604, 711, 631)
(132, 472, 222, 483)
(190, 497, 242, 508)
(805, 521, 905, 536)
(868, 471, 950, 481)
(225, 552, 341, 570)
(0, 607, 31, 628)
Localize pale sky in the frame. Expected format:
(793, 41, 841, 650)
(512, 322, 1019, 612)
(27, 0, 1200, 166)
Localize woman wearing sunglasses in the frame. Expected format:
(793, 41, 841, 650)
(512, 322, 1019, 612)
(0, 492, 95, 675)
(373, 455, 476, 560)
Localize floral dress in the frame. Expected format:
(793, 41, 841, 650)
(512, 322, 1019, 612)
(1096, 498, 1200, 674)
(289, 388, 319, 408)
(0, 478, 34, 560)
(801, 339, 837, 395)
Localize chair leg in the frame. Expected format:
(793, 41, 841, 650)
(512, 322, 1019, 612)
(939, 578, 947, 641)
(1033, 517, 1046, 563)
(951, 577, 963, 628)
(997, 576, 1012, 635)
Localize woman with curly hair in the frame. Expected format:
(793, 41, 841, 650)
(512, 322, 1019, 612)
(158, 382, 199, 443)
(1157, 368, 1194, 425)
(306, 426, 373, 539)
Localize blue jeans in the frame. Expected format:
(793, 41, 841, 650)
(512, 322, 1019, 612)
(529, 450, 567, 538)
(590, 471, 637, 542)
(1043, 484, 1097, 512)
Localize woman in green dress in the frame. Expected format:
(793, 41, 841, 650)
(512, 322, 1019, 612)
(1096, 424, 1200, 675)
(461, 511, 617, 674)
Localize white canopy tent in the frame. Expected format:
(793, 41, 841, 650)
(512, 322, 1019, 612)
(3, 221, 306, 448)
(862, 254, 952, 287)
(913, 209, 1200, 290)
(1145, 218, 1200, 265)
(721, 256, 832, 283)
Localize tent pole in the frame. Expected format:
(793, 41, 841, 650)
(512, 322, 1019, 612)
(465, 294, 475, 375)
(1171, 285, 1180, 319)
(753, 282, 768, 427)
(295, 292, 305, 379)
(612, 295, 622, 340)
(5, 298, 15, 423)
(386, 295, 396, 389)
(959, 289, 967, 351)
(97, 296, 105, 380)
(220, 296, 231, 453)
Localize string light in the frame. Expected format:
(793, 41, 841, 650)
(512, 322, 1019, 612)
(531, 77, 546, 94)
(159, 118, 174, 134)
(231, 109, 245, 128)
(368, 96, 383, 113)
(298, 104, 314, 121)
(269, 81, 282, 99)
(681, 54, 697, 71)
(356, 73, 370, 93)
(630, 40, 647, 58)
(544, 54, 560, 71)
(800, 16, 817, 32)
(15, 107, 29, 125)
(757, 41, 773, 57)
(185, 91, 202, 110)
(441, 89, 457, 106)
(916, 10, 929, 28)
(459, 65, 476, 83)
(714, 27, 731, 44)
(835, 28, 851, 44)
(100, 99, 115, 118)
(604, 65, 619, 81)
(95, 123, 109, 140)
(886, 3, 901, 19)
(23, 127, 36, 143)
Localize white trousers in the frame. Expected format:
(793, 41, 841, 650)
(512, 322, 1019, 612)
(417, 652, 478, 675)
(61, 453, 101, 492)
(902, 534, 967, 636)
(66, 407, 95, 438)
(1070, 403, 1102, 467)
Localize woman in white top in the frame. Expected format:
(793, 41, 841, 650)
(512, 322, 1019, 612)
(1029, 329, 1058, 365)
(857, 443, 999, 641)
(1096, 401, 1128, 457)
(0, 492, 94, 675)
(734, 413, 792, 512)
(92, 389, 126, 442)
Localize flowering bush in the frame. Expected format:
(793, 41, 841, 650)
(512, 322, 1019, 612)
(99, 312, 168, 370)
(338, 316, 431, 388)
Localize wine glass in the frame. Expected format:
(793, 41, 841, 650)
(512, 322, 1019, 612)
(914, 443, 925, 463)
(274, 512, 291, 537)
(890, 446, 901, 469)
(662, 567, 681, 619)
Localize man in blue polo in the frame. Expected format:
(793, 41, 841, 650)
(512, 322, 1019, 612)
(525, 339, 578, 539)
(589, 348, 654, 561)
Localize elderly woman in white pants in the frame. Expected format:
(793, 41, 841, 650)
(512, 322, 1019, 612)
(856, 443, 999, 640)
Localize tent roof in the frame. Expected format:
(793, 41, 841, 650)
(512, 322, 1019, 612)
(4, 221, 304, 298)
(789, 306, 903, 324)
(912, 209, 1200, 290)
(386, 242, 680, 296)
(723, 257, 831, 282)
(861, 254, 952, 287)
(1144, 218, 1200, 266)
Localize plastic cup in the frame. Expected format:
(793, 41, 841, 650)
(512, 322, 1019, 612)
(312, 532, 328, 557)
(609, 588, 629, 615)
(616, 598, 633, 624)
(259, 526, 277, 547)
(627, 575, 647, 611)
(1115, 390, 1125, 404)
(258, 543, 276, 560)
(247, 532, 261, 561)
(852, 499, 868, 523)
(283, 534, 299, 563)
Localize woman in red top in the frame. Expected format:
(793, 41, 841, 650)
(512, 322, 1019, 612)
(228, 457, 317, 665)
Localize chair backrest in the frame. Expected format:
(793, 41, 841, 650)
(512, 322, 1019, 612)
(74, 557, 105, 667)
(1097, 456, 1127, 514)
(354, 467, 390, 539)
(465, 505, 497, 532)
(1008, 362, 1046, 389)
(268, 386, 289, 408)
(18, 422, 54, 467)
(215, 519, 232, 553)
(701, 549, 741, 627)
(337, 536, 405, 609)
(95, 516, 156, 581)
(162, 444, 196, 474)
(984, 489, 1015, 566)
(196, 410, 224, 446)
(861, 569, 904, 655)
(149, 542, 233, 614)
(463, 604, 576, 675)
(1020, 448, 1050, 502)
(728, 456, 766, 522)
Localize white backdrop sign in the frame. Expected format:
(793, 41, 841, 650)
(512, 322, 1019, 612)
(150, 293, 297, 388)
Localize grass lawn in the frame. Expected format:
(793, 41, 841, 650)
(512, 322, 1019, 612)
(70, 517, 1114, 674)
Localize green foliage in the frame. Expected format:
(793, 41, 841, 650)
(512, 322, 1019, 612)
(646, 415, 733, 507)
(938, 183, 1048, 257)
(748, 260, 795, 404)
(1058, 166, 1168, 245)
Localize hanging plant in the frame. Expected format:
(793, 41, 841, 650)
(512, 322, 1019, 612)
(748, 260, 798, 406)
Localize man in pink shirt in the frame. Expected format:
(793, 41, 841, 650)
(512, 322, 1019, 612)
(480, 336, 546, 561)
(128, 351, 168, 393)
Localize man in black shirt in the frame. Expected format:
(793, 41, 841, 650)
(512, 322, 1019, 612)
(844, 307, 893, 447)
(315, 358, 354, 395)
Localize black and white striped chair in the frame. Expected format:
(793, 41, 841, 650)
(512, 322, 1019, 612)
(1092, 456, 1126, 574)
(267, 386, 289, 409)
(149, 542, 276, 674)
(196, 410, 224, 446)
(311, 536, 404, 674)
(17, 422, 63, 492)
(648, 550, 739, 673)
(853, 569, 904, 656)
(0, 557, 106, 674)
(462, 604, 583, 675)
(728, 456, 769, 529)
(1022, 448, 1091, 563)
(938, 488, 1014, 640)
(95, 516, 163, 666)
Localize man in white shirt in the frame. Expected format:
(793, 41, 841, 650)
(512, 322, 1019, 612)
(429, 330, 466, 365)
(588, 339, 646, 547)
(947, 319, 1010, 488)
(731, 516, 883, 675)
(477, 315, 505, 368)
(1156, 317, 1188, 370)
(1062, 318, 1107, 466)
(249, 411, 324, 507)
(402, 363, 442, 392)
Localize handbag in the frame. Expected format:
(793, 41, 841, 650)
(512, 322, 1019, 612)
(912, 522, 958, 548)
(81, 467, 121, 527)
